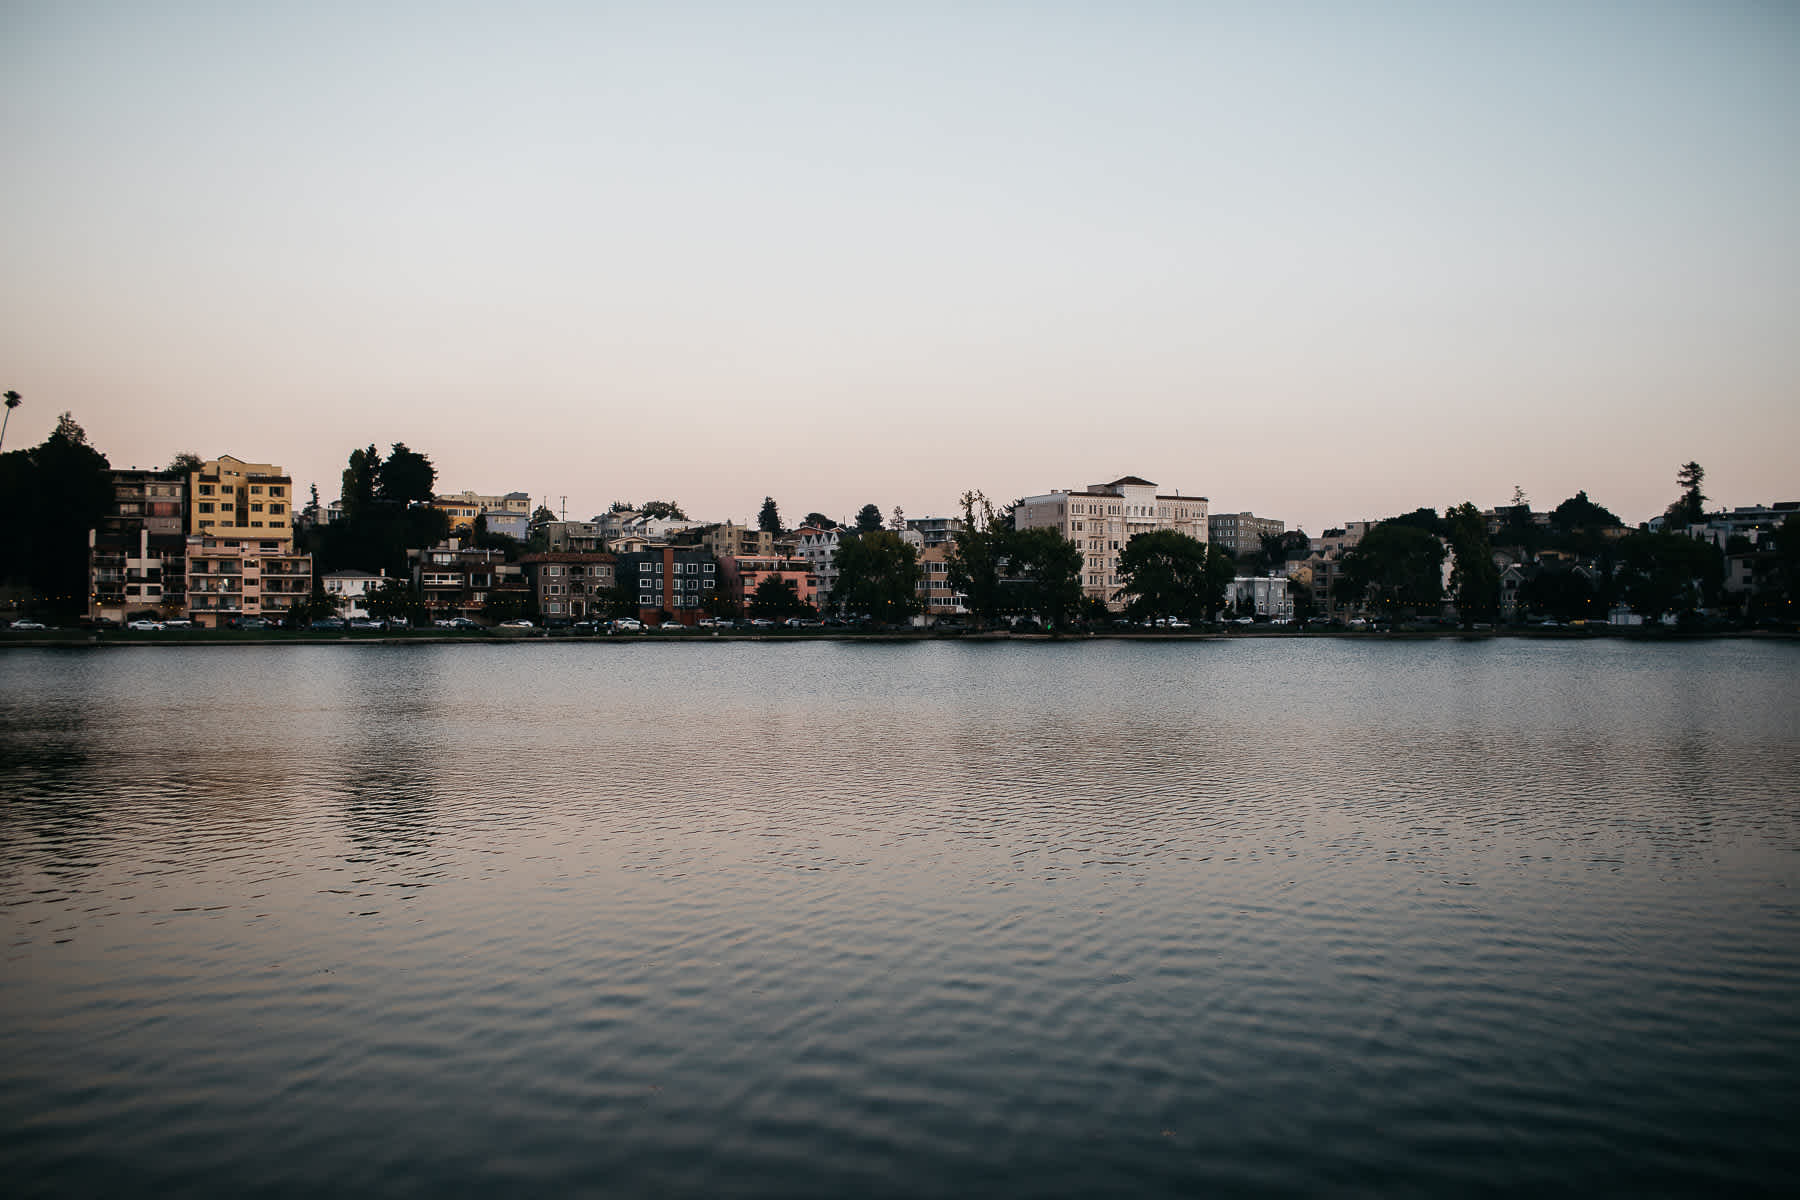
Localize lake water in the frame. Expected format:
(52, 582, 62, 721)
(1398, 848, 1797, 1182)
(3, 638, 1798, 1196)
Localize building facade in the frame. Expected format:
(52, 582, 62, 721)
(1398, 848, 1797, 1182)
(719, 555, 816, 613)
(187, 456, 295, 539)
(322, 569, 388, 620)
(1014, 475, 1209, 609)
(411, 543, 529, 620)
(88, 467, 190, 621)
(520, 552, 617, 620)
(615, 546, 717, 625)
(185, 534, 313, 627)
(432, 490, 532, 534)
(1209, 512, 1285, 558)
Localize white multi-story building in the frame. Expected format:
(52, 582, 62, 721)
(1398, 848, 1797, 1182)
(1014, 475, 1209, 609)
(794, 526, 845, 609)
(1226, 574, 1296, 619)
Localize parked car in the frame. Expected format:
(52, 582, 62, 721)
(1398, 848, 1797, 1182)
(127, 619, 164, 631)
(162, 618, 194, 629)
(229, 616, 269, 630)
(310, 617, 347, 630)
(654, 620, 687, 632)
(609, 617, 644, 632)
(349, 618, 386, 630)
(10, 620, 48, 630)
(570, 620, 601, 635)
(498, 618, 535, 629)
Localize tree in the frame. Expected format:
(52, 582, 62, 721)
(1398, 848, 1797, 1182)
(1445, 502, 1500, 626)
(758, 496, 782, 535)
(640, 499, 687, 520)
(302, 483, 322, 526)
(1114, 529, 1234, 622)
(1550, 491, 1622, 532)
(365, 579, 429, 625)
(340, 445, 381, 521)
(831, 530, 921, 623)
(1338, 522, 1445, 615)
(0, 412, 112, 617)
(377, 443, 437, 506)
(855, 504, 884, 533)
(532, 505, 556, 525)
(1007, 526, 1084, 631)
(1615, 530, 1723, 619)
(0, 390, 19, 454)
(166, 451, 203, 475)
(1518, 568, 1597, 623)
(947, 491, 1007, 628)
(749, 575, 808, 618)
(889, 506, 906, 532)
(1668, 462, 1707, 527)
(802, 511, 834, 530)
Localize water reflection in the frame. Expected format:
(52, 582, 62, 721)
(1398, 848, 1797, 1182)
(2, 639, 1798, 1195)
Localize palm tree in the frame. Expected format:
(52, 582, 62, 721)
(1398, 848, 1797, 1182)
(0, 391, 20, 454)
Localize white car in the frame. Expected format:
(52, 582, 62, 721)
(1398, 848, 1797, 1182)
(10, 620, 48, 631)
(498, 618, 535, 629)
(609, 618, 645, 632)
(128, 619, 164, 631)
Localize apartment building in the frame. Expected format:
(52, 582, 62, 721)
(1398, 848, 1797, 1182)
(1014, 475, 1208, 609)
(615, 546, 716, 625)
(177, 457, 311, 627)
(793, 527, 845, 609)
(185, 534, 312, 628)
(411, 543, 529, 619)
(700, 522, 778, 561)
(521, 553, 617, 619)
(88, 467, 189, 621)
(187, 456, 295, 539)
(1209, 511, 1285, 558)
(1226, 574, 1296, 619)
(720, 555, 816, 612)
(913, 540, 967, 617)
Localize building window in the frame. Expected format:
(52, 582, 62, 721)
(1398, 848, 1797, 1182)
(639, 594, 652, 606)
(199, 502, 214, 513)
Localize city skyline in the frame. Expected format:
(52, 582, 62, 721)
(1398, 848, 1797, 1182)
(4, 2, 1795, 536)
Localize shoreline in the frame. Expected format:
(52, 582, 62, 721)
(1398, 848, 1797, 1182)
(4, 627, 1795, 648)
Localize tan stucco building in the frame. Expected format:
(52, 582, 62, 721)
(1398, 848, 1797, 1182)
(1014, 475, 1208, 609)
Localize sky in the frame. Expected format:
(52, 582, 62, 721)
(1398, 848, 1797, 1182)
(4, 0, 1796, 535)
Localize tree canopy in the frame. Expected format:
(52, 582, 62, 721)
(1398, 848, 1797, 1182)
(1114, 529, 1234, 622)
(0, 412, 112, 616)
(758, 496, 782, 535)
(1445, 501, 1500, 625)
(1667, 462, 1707, 526)
(1338, 521, 1445, 614)
(831, 530, 921, 623)
(801, 511, 834, 530)
(749, 574, 808, 618)
(1007, 525, 1084, 630)
(1550, 490, 1622, 532)
(377, 443, 437, 506)
(854, 504, 884, 533)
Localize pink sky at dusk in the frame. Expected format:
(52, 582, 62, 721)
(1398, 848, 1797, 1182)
(4, 1, 1795, 536)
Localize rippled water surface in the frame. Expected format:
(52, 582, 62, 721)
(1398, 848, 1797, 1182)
(4, 639, 1799, 1196)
